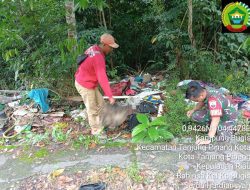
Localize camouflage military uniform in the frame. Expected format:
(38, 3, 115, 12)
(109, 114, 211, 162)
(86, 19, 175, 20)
(192, 87, 238, 141)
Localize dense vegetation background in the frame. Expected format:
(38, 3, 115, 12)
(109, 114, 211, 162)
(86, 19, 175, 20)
(0, 0, 249, 95)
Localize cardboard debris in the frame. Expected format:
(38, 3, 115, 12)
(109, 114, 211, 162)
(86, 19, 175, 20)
(13, 109, 29, 116)
(143, 73, 152, 83)
(0, 95, 22, 104)
(70, 109, 87, 120)
(8, 100, 20, 108)
(157, 104, 164, 117)
(0, 117, 7, 129)
(42, 112, 65, 117)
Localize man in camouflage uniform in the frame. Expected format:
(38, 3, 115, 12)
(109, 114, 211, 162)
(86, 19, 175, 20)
(186, 81, 238, 144)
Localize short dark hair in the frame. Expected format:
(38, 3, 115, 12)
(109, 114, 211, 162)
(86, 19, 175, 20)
(185, 81, 204, 99)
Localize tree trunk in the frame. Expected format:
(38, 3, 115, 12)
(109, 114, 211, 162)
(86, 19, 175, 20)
(188, 0, 195, 48)
(101, 10, 107, 29)
(99, 10, 103, 27)
(108, 0, 112, 28)
(65, 0, 77, 39)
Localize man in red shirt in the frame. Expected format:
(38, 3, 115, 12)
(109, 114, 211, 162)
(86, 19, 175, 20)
(75, 33, 119, 138)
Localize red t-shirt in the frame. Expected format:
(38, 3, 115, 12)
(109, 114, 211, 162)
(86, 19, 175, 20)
(75, 45, 113, 98)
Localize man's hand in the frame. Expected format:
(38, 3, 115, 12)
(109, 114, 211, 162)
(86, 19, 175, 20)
(195, 138, 211, 145)
(109, 97, 115, 105)
(187, 109, 195, 118)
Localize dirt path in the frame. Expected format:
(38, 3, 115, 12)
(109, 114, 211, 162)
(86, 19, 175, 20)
(1, 140, 250, 189)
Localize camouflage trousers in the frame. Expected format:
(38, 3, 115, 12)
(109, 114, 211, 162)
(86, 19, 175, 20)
(192, 109, 238, 141)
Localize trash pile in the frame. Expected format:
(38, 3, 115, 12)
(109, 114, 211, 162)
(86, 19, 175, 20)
(110, 73, 165, 96)
(0, 89, 85, 144)
(100, 73, 167, 132)
(1, 75, 249, 146)
(0, 73, 167, 144)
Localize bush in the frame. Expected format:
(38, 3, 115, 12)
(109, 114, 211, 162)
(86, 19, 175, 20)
(221, 71, 250, 94)
(164, 89, 192, 136)
(131, 114, 174, 143)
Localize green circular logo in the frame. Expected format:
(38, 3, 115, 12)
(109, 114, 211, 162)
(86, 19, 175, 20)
(222, 2, 250, 32)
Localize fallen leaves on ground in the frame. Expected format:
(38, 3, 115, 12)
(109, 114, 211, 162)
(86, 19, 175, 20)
(88, 142, 97, 149)
(112, 166, 126, 177)
(121, 133, 132, 139)
(48, 168, 64, 180)
(16, 166, 197, 190)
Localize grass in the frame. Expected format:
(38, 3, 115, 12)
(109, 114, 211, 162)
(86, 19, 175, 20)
(103, 141, 128, 148)
(19, 147, 49, 163)
(0, 145, 17, 151)
(72, 135, 99, 150)
(126, 162, 144, 183)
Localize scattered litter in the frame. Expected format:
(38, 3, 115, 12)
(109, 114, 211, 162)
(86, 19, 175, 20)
(79, 182, 106, 190)
(0, 94, 22, 104)
(137, 101, 157, 114)
(240, 101, 250, 111)
(127, 114, 140, 132)
(177, 80, 193, 87)
(134, 76, 143, 83)
(143, 73, 151, 83)
(243, 110, 250, 119)
(14, 125, 31, 133)
(157, 104, 164, 117)
(8, 100, 20, 108)
(42, 112, 65, 117)
(28, 88, 49, 113)
(177, 161, 190, 172)
(0, 73, 167, 144)
(48, 168, 65, 180)
(70, 109, 87, 121)
(13, 109, 29, 116)
(0, 114, 7, 130)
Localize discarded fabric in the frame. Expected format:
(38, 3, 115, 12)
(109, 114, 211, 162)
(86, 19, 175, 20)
(79, 182, 106, 190)
(135, 76, 143, 83)
(28, 88, 49, 113)
(127, 114, 141, 132)
(137, 101, 157, 114)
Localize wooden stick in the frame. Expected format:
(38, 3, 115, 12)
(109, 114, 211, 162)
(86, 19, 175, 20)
(65, 91, 163, 102)
(0, 90, 27, 94)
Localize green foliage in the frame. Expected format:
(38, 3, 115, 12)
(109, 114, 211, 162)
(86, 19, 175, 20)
(19, 147, 49, 163)
(0, 0, 79, 93)
(149, 0, 249, 83)
(164, 85, 192, 136)
(52, 127, 72, 142)
(0, 0, 248, 96)
(0, 0, 66, 88)
(222, 71, 250, 94)
(132, 114, 174, 143)
(72, 134, 99, 149)
(235, 115, 250, 138)
(33, 147, 49, 158)
(189, 51, 225, 83)
(126, 162, 144, 183)
(76, 0, 108, 11)
(23, 131, 50, 145)
(240, 37, 250, 55)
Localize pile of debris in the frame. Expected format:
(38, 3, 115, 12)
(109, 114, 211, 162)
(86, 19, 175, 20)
(0, 89, 78, 141)
(0, 73, 167, 144)
(67, 73, 167, 132)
